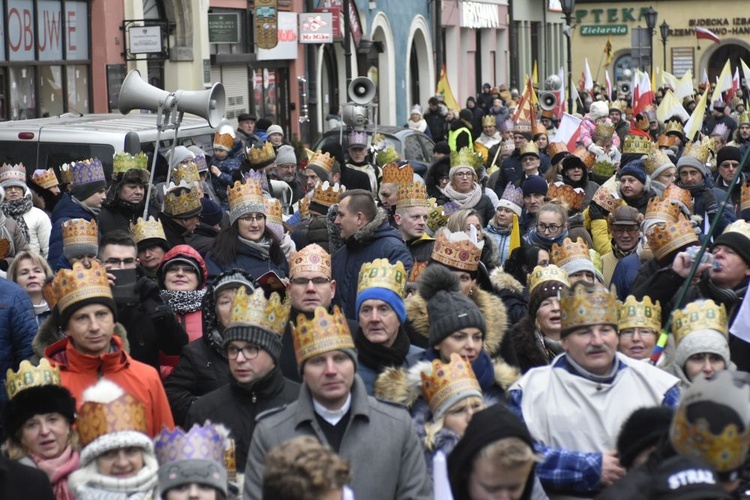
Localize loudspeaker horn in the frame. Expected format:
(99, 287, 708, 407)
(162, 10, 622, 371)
(348, 77, 376, 105)
(119, 70, 172, 115)
(539, 92, 558, 111)
(618, 81, 631, 95)
(174, 85, 226, 128)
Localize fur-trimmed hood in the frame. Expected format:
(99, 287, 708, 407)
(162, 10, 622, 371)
(489, 267, 525, 295)
(33, 314, 130, 360)
(348, 207, 390, 246)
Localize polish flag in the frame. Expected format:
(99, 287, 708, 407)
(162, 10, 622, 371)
(556, 113, 583, 150)
(584, 58, 594, 95)
(605, 69, 612, 100)
(696, 27, 721, 44)
(634, 72, 654, 115)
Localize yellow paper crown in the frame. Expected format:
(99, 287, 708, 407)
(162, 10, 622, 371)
(357, 259, 407, 298)
(551, 237, 591, 268)
(672, 299, 728, 346)
(376, 145, 400, 167)
(292, 306, 354, 366)
(623, 134, 652, 155)
(311, 181, 345, 209)
(527, 264, 570, 295)
(739, 110, 750, 126)
(618, 295, 662, 332)
(213, 131, 235, 150)
(5, 359, 61, 400)
(742, 181, 750, 212)
(450, 147, 483, 171)
(645, 196, 682, 222)
(307, 151, 335, 175)
(62, 218, 98, 248)
(560, 283, 619, 333)
(519, 142, 540, 158)
(31, 168, 59, 189)
(164, 185, 202, 217)
(172, 161, 200, 185)
(113, 152, 148, 175)
(665, 121, 684, 136)
(129, 216, 166, 245)
(247, 141, 276, 167)
(646, 216, 698, 260)
(431, 228, 484, 272)
(547, 142, 570, 160)
(395, 182, 429, 210)
(381, 162, 414, 185)
(59, 163, 72, 184)
(682, 137, 712, 165)
(720, 219, 750, 243)
(657, 134, 676, 148)
(482, 115, 496, 127)
(593, 121, 615, 140)
(664, 184, 694, 214)
(609, 100, 626, 112)
(77, 392, 147, 447)
(299, 196, 311, 221)
(421, 353, 482, 418)
(547, 183, 585, 211)
(426, 198, 449, 233)
(227, 179, 264, 213)
(473, 142, 489, 164)
(289, 243, 331, 279)
(46, 261, 112, 314)
(643, 146, 673, 177)
(228, 286, 290, 336)
(264, 197, 283, 226)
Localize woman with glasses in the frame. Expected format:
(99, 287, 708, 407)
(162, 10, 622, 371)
(439, 147, 495, 225)
(524, 201, 569, 250)
(8, 250, 53, 328)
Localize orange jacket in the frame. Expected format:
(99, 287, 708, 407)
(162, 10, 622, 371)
(44, 334, 174, 437)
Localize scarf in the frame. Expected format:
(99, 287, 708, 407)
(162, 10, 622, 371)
(71, 196, 101, 216)
(206, 327, 226, 358)
(31, 445, 79, 500)
(33, 300, 50, 317)
(408, 118, 428, 133)
(354, 327, 411, 372)
(441, 183, 483, 210)
(69, 453, 158, 500)
(238, 235, 271, 260)
(611, 241, 637, 260)
(533, 329, 563, 364)
(160, 289, 207, 314)
(525, 227, 569, 250)
(1, 197, 32, 240)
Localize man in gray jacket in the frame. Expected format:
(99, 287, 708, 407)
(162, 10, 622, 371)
(243, 305, 431, 500)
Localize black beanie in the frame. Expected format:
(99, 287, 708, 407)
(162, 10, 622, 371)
(616, 406, 674, 469)
(71, 179, 107, 203)
(459, 109, 473, 123)
(713, 230, 750, 267)
(223, 325, 282, 364)
(419, 265, 486, 346)
(433, 141, 451, 155)
(57, 296, 118, 330)
(448, 404, 536, 500)
(3, 385, 77, 440)
(528, 281, 568, 319)
(717, 146, 742, 167)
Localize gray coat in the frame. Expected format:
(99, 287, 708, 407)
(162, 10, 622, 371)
(243, 375, 432, 500)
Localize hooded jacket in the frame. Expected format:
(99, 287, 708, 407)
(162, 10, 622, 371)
(158, 245, 208, 343)
(98, 169, 151, 235)
(48, 192, 95, 268)
(0, 278, 37, 408)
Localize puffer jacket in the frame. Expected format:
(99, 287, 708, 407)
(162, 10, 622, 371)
(290, 214, 330, 253)
(47, 193, 97, 267)
(210, 141, 244, 209)
(0, 278, 37, 409)
(331, 207, 413, 320)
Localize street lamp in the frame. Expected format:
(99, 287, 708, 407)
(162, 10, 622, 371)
(660, 20, 670, 72)
(560, 0, 575, 113)
(645, 7, 658, 73)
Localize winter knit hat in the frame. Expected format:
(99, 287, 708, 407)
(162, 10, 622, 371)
(619, 160, 648, 186)
(157, 245, 208, 289)
(713, 220, 750, 267)
(616, 406, 674, 469)
(521, 175, 548, 197)
(420, 264, 485, 346)
(267, 124, 284, 138)
(589, 101, 609, 121)
(717, 146, 742, 168)
(276, 144, 296, 165)
(674, 329, 731, 372)
(199, 197, 224, 227)
(168, 146, 195, 169)
(212, 269, 256, 299)
(355, 259, 407, 324)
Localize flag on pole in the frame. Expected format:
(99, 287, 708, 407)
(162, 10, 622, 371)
(556, 113, 584, 150)
(632, 69, 641, 106)
(603, 36, 613, 68)
(512, 75, 538, 125)
(436, 65, 459, 112)
(742, 60, 750, 90)
(731, 67, 741, 100)
(532, 60, 539, 88)
(684, 86, 710, 142)
(554, 66, 566, 118)
(715, 59, 733, 96)
(635, 71, 654, 115)
(674, 69, 694, 100)
(652, 67, 658, 95)
(696, 27, 721, 44)
(657, 90, 690, 123)
(701, 67, 710, 88)
(661, 70, 678, 90)
(584, 58, 594, 94)
(605, 69, 612, 101)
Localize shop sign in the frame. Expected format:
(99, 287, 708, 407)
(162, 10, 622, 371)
(460, 2, 501, 29)
(128, 25, 162, 54)
(315, 7, 341, 39)
(581, 25, 628, 36)
(257, 12, 298, 61)
(300, 13, 333, 44)
(667, 18, 750, 37)
(208, 13, 240, 44)
(7, 0, 89, 62)
(319, 0, 362, 45)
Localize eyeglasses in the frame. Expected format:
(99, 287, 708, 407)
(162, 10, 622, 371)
(537, 223, 562, 233)
(240, 214, 265, 222)
(522, 157, 538, 163)
(227, 344, 260, 360)
(166, 264, 197, 275)
(290, 277, 331, 287)
(454, 171, 474, 178)
(104, 257, 137, 267)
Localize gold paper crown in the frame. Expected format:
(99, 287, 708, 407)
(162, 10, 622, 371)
(663, 184, 694, 214)
(311, 181, 345, 209)
(623, 134, 652, 155)
(426, 198, 449, 232)
(645, 196, 682, 222)
(643, 146, 673, 177)
(376, 146, 400, 167)
(0, 163, 26, 185)
(164, 185, 202, 217)
(227, 179, 264, 213)
(289, 243, 331, 279)
(571, 146, 596, 170)
(474, 142, 489, 164)
(519, 142, 540, 158)
(31, 168, 59, 189)
(62, 218, 98, 248)
(560, 283, 619, 332)
(482, 115, 496, 127)
(682, 137, 712, 165)
(45, 261, 112, 315)
(743, 181, 750, 212)
(657, 134, 676, 148)
(129, 216, 167, 245)
(431, 228, 483, 272)
(450, 147, 483, 171)
(547, 183, 585, 211)
(740, 110, 750, 126)
(264, 197, 283, 226)
(59, 163, 72, 184)
(381, 162, 414, 185)
(214, 131, 235, 150)
(527, 264, 570, 295)
(551, 237, 591, 268)
(172, 161, 200, 185)
(665, 121, 684, 136)
(307, 151, 335, 175)
(77, 392, 148, 447)
(646, 216, 698, 260)
(547, 142, 570, 160)
(672, 299, 728, 346)
(228, 286, 290, 336)
(247, 141, 276, 167)
(592, 187, 623, 214)
(113, 152, 148, 175)
(292, 306, 355, 366)
(533, 122, 547, 137)
(593, 121, 615, 140)
(609, 100, 626, 112)
(618, 295, 661, 332)
(395, 182, 429, 210)
(421, 353, 482, 417)
(592, 159, 617, 178)
(721, 219, 750, 243)
(634, 114, 650, 131)
(5, 359, 61, 400)
(298, 196, 311, 221)
(357, 259, 407, 298)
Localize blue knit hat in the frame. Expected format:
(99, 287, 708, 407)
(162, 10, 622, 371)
(619, 160, 648, 185)
(356, 288, 406, 324)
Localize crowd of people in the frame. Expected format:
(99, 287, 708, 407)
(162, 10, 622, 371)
(0, 81, 750, 499)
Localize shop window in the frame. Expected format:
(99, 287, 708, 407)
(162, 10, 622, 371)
(66, 65, 90, 114)
(40, 66, 64, 118)
(254, 68, 278, 122)
(9, 67, 37, 120)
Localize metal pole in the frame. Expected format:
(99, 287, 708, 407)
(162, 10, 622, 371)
(343, 0, 352, 87)
(650, 31, 654, 75)
(566, 14, 573, 113)
(435, 0, 443, 83)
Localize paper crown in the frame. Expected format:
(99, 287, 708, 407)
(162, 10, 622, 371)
(519, 142, 540, 158)
(742, 181, 750, 212)
(348, 130, 367, 147)
(113, 152, 148, 175)
(499, 184, 524, 210)
(646, 216, 698, 260)
(421, 353, 482, 418)
(154, 423, 226, 465)
(164, 184, 202, 217)
(474, 142, 489, 164)
(59, 163, 72, 184)
(450, 147, 483, 171)
(560, 283, 619, 332)
(298, 196, 311, 221)
(77, 390, 148, 447)
(311, 181, 345, 209)
(592, 186, 623, 214)
(44, 261, 112, 314)
(711, 123, 730, 141)
(227, 179, 264, 215)
(357, 258, 407, 298)
(533, 122, 547, 137)
(609, 100, 626, 112)
(547, 182, 585, 211)
(129, 216, 167, 245)
(247, 141, 276, 167)
(431, 228, 484, 272)
(228, 286, 290, 336)
(571, 146, 596, 170)
(665, 121, 684, 136)
(172, 161, 200, 185)
(482, 115, 496, 127)
(657, 134, 676, 148)
(643, 146, 673, 177)
(5, 358, 61, 400)
(645, 195, 682, 222)
(618, 295, 661, 332)
(592, 158, 617, 178)
(264, 197, 283, 226)
(514, 120, 532, 133)
(593, 121, 615, 140)
(663, 184, 694, 214)
(0, 163, 26, 186)
(672, 299, 728, 345)
(62, 217, 98, 249)
(289, 243, 331, 279)
(720, 219, 750, 243)
(623, 135, 652, 155)
(740, 110, 750, 126)
(31, 168, 59, 189)
(292, 306, 355, 366)
(527, 264, 570, 295)
(682, 137, 712, 165)
(376, 145, 400, 167)
(214, 130, 235, 151)
(308, 151, 335, 175)
(551, 237, 591, 268)
(547, 142, 570, 161)
(426, 199, 449, 233)
(70, 158, 105, 186)
(395, 182, 429, 210)
(634, 114, 650, 131)
(381, 162, 414, 185)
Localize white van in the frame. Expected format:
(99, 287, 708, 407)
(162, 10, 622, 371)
(0, 113, 216, 179)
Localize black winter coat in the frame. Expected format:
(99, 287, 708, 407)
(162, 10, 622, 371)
(0, 455, 54, 500)
(98, 203, 142, 236)
(186, 222, 219, 258)
(160, 212, 192, 247)
(185, 367, 300, 470)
